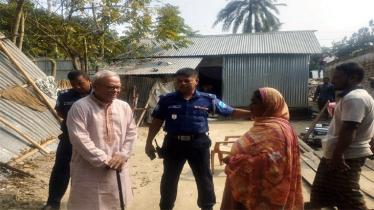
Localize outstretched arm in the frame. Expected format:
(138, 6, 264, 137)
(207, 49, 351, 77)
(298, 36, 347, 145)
(228, 108, 252, 119)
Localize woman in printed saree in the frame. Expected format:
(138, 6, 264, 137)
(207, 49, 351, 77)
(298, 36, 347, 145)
(220, 87, 303, 210)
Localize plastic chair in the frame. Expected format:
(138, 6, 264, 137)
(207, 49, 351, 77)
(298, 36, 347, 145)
(210, 135, 241, 174)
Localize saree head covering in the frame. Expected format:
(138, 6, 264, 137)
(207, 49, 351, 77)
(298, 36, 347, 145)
(222, 87, 303, 210)
(258, 87, 289, 120)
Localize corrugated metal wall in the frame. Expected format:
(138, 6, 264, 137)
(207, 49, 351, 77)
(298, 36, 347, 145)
(0, 35, 61, 163)
(122, 76, 158, 108)
(119, 75, 175, 124)
(223, 55, 309, 108)
(33, 58, 96, 79)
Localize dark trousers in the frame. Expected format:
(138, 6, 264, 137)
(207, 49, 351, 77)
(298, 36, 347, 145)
(159, 135, 216, 210)
(47, 133, 72, 205)
(310, 157, 368, 209)
(317, 99, 330, 118)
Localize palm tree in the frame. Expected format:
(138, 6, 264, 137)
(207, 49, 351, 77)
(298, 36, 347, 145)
(213, 0, 286, 34)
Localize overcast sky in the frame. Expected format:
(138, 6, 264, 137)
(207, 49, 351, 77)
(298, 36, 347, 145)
(154, 0, 374, 47)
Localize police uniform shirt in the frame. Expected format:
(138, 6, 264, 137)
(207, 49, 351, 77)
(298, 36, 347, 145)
(151, 90, 234, 135)
(55, 88, 90, 132)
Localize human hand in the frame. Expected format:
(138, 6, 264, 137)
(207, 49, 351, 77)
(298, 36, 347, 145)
(329, 154, 350, 172)
(107, 154, 127, 171)
(145, 143, 156, 160)
(221, 155, 232, 165)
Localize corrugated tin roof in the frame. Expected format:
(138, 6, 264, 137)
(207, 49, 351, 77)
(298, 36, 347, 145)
(118, 30, 321, 59)
(106, 57, 203, 75)
(0, 33, 61, 163)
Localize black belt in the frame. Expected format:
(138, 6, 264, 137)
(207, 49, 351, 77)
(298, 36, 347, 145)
(166, 133, 207, 141)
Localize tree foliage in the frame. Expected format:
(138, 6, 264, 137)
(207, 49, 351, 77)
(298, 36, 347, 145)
(308, 20, 374, 71)
(332, 19, 374, 58)
(154, 4, 197, 49)
(213, 0, 286, 34)
(0, 0, 196, 70)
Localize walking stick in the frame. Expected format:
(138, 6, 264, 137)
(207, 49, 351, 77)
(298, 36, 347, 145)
(116, 170, 125, 210)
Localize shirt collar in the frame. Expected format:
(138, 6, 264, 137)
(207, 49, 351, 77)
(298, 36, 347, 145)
(337, 86, 363, 98)
(175, 90, 200, 99)
(90, 93, 112, 107)
(72, 86, 93, 97)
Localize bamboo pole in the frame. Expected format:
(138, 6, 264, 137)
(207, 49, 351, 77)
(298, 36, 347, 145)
(8, 138, 57, 166)
(0, 116, 49, 154)
(136, 82, 158, 127)
(302, 100, 330, 142)
(0, 40, 62, 122)
(0, 162, 35, 178)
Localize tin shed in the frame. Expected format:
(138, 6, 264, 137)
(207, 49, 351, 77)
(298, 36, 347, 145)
(106, 30, 321, 108)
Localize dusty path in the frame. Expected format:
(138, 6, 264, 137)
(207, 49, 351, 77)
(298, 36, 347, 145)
(0, 119, 319, 210)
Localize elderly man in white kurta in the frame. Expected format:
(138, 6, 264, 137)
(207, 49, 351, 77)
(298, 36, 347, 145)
(67, 70, 137, 210)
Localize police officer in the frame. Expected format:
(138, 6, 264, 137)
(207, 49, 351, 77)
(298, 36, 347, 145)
(41, 71, 92, 210)
(145, 68, 251, 210)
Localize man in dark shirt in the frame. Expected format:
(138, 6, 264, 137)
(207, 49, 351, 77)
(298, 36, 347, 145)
(313, 77, 335, 119)
(41, 71, 91, 210)
(145, 68, 251, 210)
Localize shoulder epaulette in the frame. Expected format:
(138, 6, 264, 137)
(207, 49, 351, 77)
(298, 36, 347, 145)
(199, 92, 216, 99)
(161, 92, 176, 99)
(58, 88, 74, 97)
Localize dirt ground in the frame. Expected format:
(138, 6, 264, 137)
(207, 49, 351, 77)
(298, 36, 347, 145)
(0, 119, 320, 210)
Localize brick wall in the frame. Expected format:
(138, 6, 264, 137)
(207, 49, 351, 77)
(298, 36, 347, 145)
(325, 47, 374, 97)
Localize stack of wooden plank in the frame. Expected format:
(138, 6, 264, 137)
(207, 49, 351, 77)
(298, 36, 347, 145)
(298, 138, 374, 208)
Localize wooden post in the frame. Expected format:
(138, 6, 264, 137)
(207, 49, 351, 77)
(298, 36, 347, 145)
(50, 58, 56, 78)
(0, 116, 49, 154)
(133, 94, 139, 113)
(131, 86, 136, 110)
(136, 82, 158, 127)
(0, 40, 62, 122)
(302, 100, 330, 142)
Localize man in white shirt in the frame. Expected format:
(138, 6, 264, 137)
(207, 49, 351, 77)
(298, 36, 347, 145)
(67, 70, 137, 210)
(310, 62, 374, 210)
(323, 54, 337, 64)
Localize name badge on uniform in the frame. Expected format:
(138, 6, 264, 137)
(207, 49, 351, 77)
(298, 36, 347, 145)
(172, 114, 177, 120)
(194, 106, 209, 111)
(168, 105, 181, 108)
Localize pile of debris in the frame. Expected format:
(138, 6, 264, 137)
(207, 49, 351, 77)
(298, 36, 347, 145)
(302, 123, 329, 145)
(308, 78, 323, 102)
